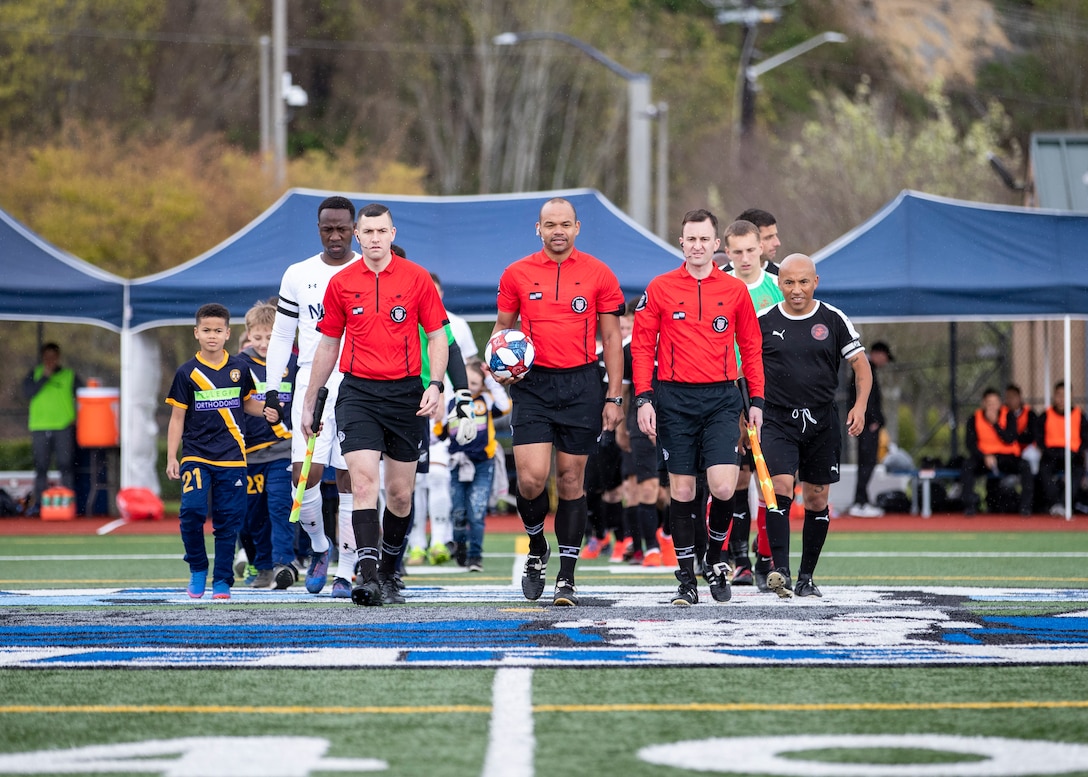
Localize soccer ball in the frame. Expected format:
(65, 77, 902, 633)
(485, 329, 535, 379)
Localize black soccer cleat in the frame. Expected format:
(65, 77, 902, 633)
(552, 578, 579, 607)
(794, 575, 823, 598)
(731, 566, 754, 586)
(350, 579, 383, 607)
(767, 568, 793, 599)
(703, 562, 732, 602)
(671, 569, 699, 606)
(521, 543, 551, 601)
(753, 556, 772, 592)
(378, 574, 406, 604)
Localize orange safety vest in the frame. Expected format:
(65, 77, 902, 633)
(1011, 404, 1031, 436)
(1044, 406, 1082, 451)
(973, 407, 1019, 455)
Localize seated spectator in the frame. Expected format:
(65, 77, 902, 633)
(961, 387, 1033, 516)
(1036, 381, 1088, 516)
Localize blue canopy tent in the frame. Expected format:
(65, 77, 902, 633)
(813, 190, 1088, 320)
(128, 187, 682, 329)
(812, 190, 1088, 516)
(0, 207, 126, 331)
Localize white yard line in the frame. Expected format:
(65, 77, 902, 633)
(481, 667, 534, 777)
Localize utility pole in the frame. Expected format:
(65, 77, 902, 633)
(272, 0, 286, 189)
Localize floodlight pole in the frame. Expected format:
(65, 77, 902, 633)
(272, 0, 287, 189)
(494, 31, 653, 229)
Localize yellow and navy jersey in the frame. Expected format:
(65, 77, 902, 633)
(446, 388, 511, 462)
(239, 347, 294, 455)
(166, 352, 257, 468)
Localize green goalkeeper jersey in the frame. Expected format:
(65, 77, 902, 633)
(730, 267, 783, 372)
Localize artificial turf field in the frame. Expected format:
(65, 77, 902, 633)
(1, 521, 1087, 776)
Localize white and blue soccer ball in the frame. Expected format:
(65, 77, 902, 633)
(484, 329, 535, 379)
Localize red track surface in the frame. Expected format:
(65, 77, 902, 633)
(0, 511, 1083, 536)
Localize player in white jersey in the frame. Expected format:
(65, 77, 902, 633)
(264, 195, 358, 597)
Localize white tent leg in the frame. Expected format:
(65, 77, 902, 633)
(120, 329, 162, 494)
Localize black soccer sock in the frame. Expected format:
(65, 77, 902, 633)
(669, 497, 698, 578)
(705, 496, 733, 566)
(585, 488, 605, 540)
(729, 489, 752, 569)
(623, 503, 642, 553)
(798, 507, 831, 578)
(379, 507, 411, 577)
(764, 495, 792, 572)
(602, 499, 625, 541)
(554, 496, 588, 582)
(352, 508, 381, 581)
(638, 503, 660, 550)
(517, 490, 551, 555)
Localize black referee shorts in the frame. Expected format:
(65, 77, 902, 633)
(760, 402, 842, 484)
(622, 429, 659, 482)
(336, 374, 425, 463)
(510, 364, 604, 456)
(655, 381, 742, 476)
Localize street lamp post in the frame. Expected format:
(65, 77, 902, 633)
(494, 31, 653, 229)
(740, 31, 847, 136)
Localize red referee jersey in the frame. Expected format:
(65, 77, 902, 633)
(631, 263, 764, 400)
(317, 254, 448, 380)
(497, 248, 625, 369)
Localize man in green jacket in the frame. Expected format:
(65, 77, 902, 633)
(22, 343, 81, 515)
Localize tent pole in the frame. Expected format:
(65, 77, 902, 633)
(1064, 316, 1072, 520)
(949, 322, 958, 461)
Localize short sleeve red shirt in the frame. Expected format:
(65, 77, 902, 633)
(496, 248, 625, 369)
(317, 254, 448, 380)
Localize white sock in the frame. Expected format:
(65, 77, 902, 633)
(335, 492, 357, 580)
(428, 466, 452, 545)
(299, 486, 329, 554)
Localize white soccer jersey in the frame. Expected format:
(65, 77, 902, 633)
(265, 251, 358, 380)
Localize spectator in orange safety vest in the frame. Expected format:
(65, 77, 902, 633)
(1035, 381, 1088, 516)
(961, 387, 1033, 516)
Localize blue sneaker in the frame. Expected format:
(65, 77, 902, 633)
(187, 571, 207, 599)
(306, 539, 331, 594)
(212, 580, 231, 600)
(330, 577, 352, 598)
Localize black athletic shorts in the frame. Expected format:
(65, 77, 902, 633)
(336, 374, 425, 463)
(622, 430, 658, 482)
(586, 431, 624, 494)
(416, 415, 430, 474)
(655, 381, 742, 476)
(510, 364, 604, 455)
(760, 401, 842, 484)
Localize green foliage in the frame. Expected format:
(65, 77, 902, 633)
(782, 78, 1018, 241)
(0, 439, 32, 470)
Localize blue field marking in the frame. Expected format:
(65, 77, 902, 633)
(2, 586, 1088, 668)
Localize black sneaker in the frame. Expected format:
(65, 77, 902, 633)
(703, 562, 732, 602)
(392, 570, 406, 590)
(273, 563, 297, 590)
(731, 566, 754, 586)
(521, 543, 551, 601)
(671, 569, 699, 606)
(767, 567, 793, 599)
(552, 578, 579, 606)
(351, 579, 383, 607)
(794, 575, 822, 598)
(753, 557, 772, 592)
(379, 574, 406, 604)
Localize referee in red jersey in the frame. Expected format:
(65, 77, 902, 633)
(631, 208, 765, 606)
(493, 197, 626, 607)
(303, 203, 452, 607)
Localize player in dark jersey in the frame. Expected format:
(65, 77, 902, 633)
(756, 254, 872, 598)
(303, 203, 467, 607)
(493, 197, 626, 607)
(632, 209, 765, 606)
(166, 303, 275, 600)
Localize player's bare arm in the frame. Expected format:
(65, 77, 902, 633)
(598, 312, 624, 431)
(302, 336, 340, 438)
(165, 405, 185, 480)
(420, 326, 449, 417)
(490, 310, 524, 386)
(845, 351, 873, 437)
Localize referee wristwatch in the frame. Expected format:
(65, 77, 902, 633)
(428, 380, 445, 392)
(604, 396, 623, 406)
(635, 393, 654, 408)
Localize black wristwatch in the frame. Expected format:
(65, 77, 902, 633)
(635, 393, 654, 408)
(604, 396, 623, 406)
(428, 380, 444, 392)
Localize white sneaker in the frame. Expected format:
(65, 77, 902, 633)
(848, 502, 884, 518)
